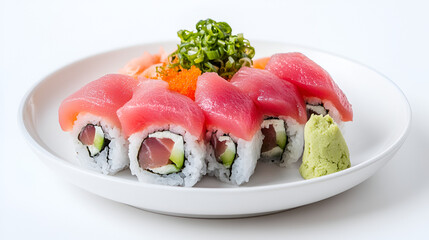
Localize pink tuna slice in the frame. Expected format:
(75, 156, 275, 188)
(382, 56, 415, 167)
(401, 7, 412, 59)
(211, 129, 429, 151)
(260, 124, 278, 152)
(78, 124, 96, 145)
(265, 53, 353, 122)
(138, 137, 175, 169)
(58, 74, 138, 132)
(210, 135, 228, 160)
(230, 67, 307, 124)
(195, 72, 263, 141)
(117, 80, 205, 139)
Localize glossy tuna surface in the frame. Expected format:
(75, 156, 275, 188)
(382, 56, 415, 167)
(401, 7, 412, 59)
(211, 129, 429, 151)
(58, 74, 138, 131)
(117, 80, 205, 138)
(265, 52, 353, 121)
(195, 72, 262, 141)
(230, 67, 307, 124)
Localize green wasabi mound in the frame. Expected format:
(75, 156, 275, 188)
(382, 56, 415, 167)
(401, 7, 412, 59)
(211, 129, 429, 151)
(299, 114, 350, 179)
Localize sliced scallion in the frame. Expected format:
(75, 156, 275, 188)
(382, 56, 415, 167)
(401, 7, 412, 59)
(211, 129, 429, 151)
(169, 19, 255, 79)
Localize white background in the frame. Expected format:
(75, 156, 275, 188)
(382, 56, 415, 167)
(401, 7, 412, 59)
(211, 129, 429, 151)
(1, 0, 429, 239)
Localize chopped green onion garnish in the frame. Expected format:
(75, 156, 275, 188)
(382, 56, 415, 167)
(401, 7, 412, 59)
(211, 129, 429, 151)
(170, 19, 255, 79)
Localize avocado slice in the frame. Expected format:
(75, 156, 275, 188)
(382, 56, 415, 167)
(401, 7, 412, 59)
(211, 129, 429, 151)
(149, 164, 181, 175)
(276, 129, 287, 150)
(169, 142, 185, 169)
(261, 119, 287, 150)
(220, 148, 235, 168)
(216, 135, 236, 168)
(260, 119, 288, 161)
(87, 126, 106, 157)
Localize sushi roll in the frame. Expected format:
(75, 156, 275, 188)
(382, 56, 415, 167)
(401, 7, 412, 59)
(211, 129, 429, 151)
(265, 52, 353, 125)
(195, 72, 264, 185)
(58, 74, 138, 174)
(230, 67, 307, 166)
(117, 80, 206, 187)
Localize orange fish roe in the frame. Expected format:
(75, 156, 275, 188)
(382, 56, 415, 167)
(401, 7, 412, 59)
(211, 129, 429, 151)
(158, 65, 202, 100)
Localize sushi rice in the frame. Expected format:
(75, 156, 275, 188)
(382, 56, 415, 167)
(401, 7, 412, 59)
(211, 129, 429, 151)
(128, 124, 206, 187)
(206, 128, 264, 185)
(259, 117, 304, 167)
(306, 97, 343, 128)
(72, 113, 129, 175)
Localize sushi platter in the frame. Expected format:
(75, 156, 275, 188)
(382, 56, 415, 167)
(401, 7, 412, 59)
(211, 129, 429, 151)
(19, 39, 410, 217)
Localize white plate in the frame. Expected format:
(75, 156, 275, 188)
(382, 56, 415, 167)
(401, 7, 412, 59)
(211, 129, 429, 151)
(19, 41, 411, 218)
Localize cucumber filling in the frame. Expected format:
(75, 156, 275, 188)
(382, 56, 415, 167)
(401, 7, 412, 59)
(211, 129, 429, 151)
(138, 131, 185, 175)
(261, 119, 287, 161)
(211, 134, 236, 169)
(148, 164, 181, 175)
(78, 124, 109, 157)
